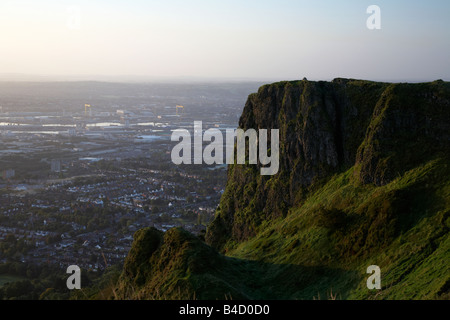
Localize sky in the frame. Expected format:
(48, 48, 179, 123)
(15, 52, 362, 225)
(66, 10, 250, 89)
(0, 0, 449, 82)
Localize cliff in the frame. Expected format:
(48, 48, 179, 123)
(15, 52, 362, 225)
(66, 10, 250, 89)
(115, 79, 450, 300)
(206, 78, 450, 249)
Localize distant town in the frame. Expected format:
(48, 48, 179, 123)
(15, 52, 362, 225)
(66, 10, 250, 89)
(0, 81, 263, 272)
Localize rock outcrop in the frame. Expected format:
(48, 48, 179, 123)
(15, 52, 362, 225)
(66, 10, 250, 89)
(206, 79, 450, 250)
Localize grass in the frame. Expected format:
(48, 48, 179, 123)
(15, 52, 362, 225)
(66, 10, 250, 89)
(224, 157, 450, 299)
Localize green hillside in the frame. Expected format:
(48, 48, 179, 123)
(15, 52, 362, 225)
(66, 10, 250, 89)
(112, 157, 448, 300)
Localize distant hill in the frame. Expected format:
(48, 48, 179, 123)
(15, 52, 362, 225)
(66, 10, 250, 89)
(113, 78, 450, 300)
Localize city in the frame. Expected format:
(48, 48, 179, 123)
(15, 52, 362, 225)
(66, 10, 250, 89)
(0, 81, 262, 273)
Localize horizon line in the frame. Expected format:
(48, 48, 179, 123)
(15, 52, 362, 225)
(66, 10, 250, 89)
(0, 73, 448, 84)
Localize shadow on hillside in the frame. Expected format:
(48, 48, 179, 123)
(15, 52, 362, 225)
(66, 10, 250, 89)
(118, 227, 363, 300)
(196, 255, 361, 300)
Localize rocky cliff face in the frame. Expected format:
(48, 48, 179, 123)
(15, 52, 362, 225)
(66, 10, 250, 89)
(206, 79, 450, 250)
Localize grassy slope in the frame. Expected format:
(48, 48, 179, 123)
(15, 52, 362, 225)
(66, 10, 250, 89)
(225, 157, 449, 299)
(111, 156, 448, 300)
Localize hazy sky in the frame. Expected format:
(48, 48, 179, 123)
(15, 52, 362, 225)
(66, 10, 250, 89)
(0, 0, 449, 81)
